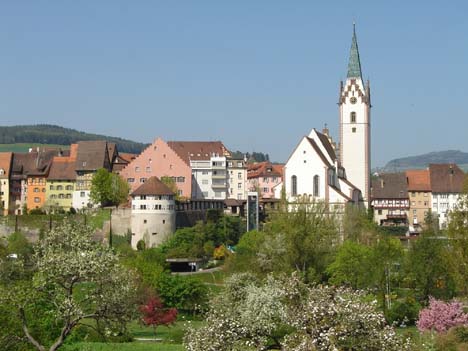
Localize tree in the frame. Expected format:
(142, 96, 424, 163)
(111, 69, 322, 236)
(326, 240, 374, 289)
(262, 199, 339, 282)
(405, 227, 456, 302)
(0, 220, 136, 351)
(90, 168, 129, 207)
(447, 175, 468, 295)
(417, 297, 468, 333)
(139, 294, 177, 337)
(184, 273, 412, 351)
(160, 176, 179, 200)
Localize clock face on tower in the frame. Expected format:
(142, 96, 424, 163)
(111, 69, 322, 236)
(350, 97, 357, 104)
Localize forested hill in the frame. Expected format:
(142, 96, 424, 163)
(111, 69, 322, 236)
(0, 124, 148, 154)
(380, 150, 468, 172)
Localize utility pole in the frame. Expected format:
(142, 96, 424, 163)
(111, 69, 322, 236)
(109, 208, 113, 247)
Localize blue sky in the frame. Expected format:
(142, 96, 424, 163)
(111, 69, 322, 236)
(0, 1, 467, 166)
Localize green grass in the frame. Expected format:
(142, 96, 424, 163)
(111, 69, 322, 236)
(0, 143, 69, 152)
(193, 270, 227, 285)
(62, 342, 185, 351)
(63, 319, 203, 351)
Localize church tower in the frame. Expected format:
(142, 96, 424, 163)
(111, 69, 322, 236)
(339, 24, 371, 206)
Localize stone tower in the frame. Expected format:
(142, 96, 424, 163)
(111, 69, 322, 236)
(339, 24, 371, 206)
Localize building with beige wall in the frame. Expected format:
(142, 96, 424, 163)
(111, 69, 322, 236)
(46, 156, 76, 211)
(0, 153, 12, 215)
(406, 169, 432, 229)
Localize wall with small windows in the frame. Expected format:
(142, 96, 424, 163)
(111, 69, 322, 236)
(130, 193, 176, 248)
(120, 137, 192, 198)
(46, 179, 75, 210)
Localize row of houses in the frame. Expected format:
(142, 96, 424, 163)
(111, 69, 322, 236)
(118, 137, 284, 203)
(371, 163, 466, 230)
(0, 137, 286, 215)
(0, 141, 134, 215)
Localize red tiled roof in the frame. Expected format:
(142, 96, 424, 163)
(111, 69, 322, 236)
(131, 176, 175, 196)
(247, 161, 283, 179)
(118, 153, 137, 163)
(167, 141, 230, 165)
(0, 152, 12, 178)
(429, 163, 465, 193)
(406, 169, 430, 191)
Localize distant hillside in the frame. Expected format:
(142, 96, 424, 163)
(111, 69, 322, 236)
(380, 150, 468, 173)
(0, 124, 147, 154)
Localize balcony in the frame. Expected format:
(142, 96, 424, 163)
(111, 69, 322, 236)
(212, 182, 226, 189)
(212, 172, 226, 179)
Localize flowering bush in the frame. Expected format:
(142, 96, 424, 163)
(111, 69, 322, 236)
(417, 297, 468, 332)
(184, 273, 412, 351)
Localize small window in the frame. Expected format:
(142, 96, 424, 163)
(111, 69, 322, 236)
(34, 197, 40, 203)
(127, 178, 135, 183)
(162, 220, 166, 224)
(152, 232, 157, 236)
(80, 192, 85, 197)
(146, 167, 151, 173)
(143, 219, 147, 223)
(135, 166, 140, 172)
(350, 112, 356, 123)
(352, 127, 356, 133)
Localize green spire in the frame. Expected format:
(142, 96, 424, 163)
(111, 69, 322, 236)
(347, 23, 362, 79)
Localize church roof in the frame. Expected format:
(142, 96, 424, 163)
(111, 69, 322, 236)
(347, 24, 363, 80)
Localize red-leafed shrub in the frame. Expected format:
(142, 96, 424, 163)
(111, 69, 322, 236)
(139, 294, 178, 336)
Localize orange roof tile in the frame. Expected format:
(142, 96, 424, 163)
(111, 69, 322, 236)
(406, 169, 431, 191)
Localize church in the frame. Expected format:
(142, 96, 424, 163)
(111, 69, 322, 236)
(284, 25, 370, 209)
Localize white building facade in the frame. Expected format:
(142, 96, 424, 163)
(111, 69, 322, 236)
(131, 177, 176, 248)
(339, 25, 371, 207)
(191, 155, 228, 200)
(227, 158, 247, 200)
(284, 128, 362, 211)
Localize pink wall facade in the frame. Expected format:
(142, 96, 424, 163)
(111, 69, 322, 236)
(120, 138, 192, 198)
(247, 175, 282, 199)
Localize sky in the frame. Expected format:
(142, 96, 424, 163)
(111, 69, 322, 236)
(0, 1, 467, 167)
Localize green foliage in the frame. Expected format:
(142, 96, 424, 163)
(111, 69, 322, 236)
(162, 217, 244, 259)
(157, 275, 209, 314)
(386, 297, 422, 326)
(136, 239, 146, 251)
(327, 240, 374, 289)
(90, 168, 129, 207)
(434, 326, 468, 351)
(229, 200, 339, 282)
(405, 226, 456, 302)
(0, 124, 146, 153)
(0, 220, 137, 351)
(160, 176, 179, 199)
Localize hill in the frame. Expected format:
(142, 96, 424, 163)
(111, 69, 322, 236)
(0, 124, 147, 154)
(380, 150, 468, 173)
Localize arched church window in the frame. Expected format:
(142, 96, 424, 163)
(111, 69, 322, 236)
(313, 175, 319, 197)
(350, 112, 356, 123)
(291, 175, 297, 196)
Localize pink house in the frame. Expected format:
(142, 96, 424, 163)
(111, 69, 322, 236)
(120, 138, 192, 198)
(247, 162, 284, 199)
